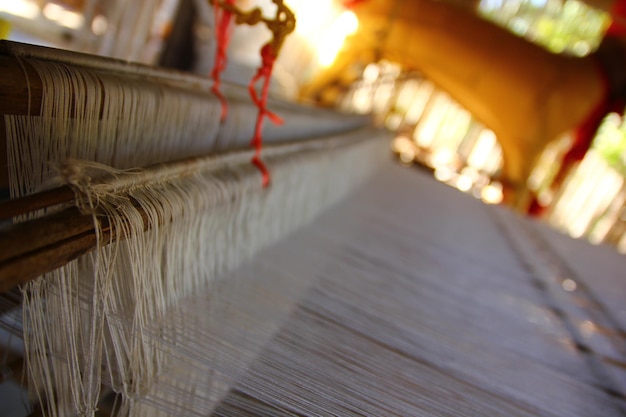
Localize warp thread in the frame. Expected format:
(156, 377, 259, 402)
(21, 133, 386, 417)
(3, 40, 378, 417)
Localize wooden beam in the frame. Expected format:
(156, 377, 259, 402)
(0, 186, 74, 221)
(0, 55, 43, 116)
(0, 54, 44, 195)
(0, 207, 101, 293)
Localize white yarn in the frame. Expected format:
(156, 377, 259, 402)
(6, 58, 221, 199)
(2, 45, 383, 416)
(4, 53, 368, 201)
(21, 132, 387, 416)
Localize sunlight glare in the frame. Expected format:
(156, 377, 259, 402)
(91, 15, 108, 35)
(0, 0, 39, 20)
(363, 63, 380, 83)
(292, 0, 334, 36)
(431, 148, 453, 168)
(467, 129, 497, 169)
(317, 10, 359, 67)
(481, 182, 503, 204)
(455, 174, 473, 192)
(434, 167, 454, 182)
(391, 136, 413, 154)
(399, 149, 415, 164)
(43, 3, 84, 29)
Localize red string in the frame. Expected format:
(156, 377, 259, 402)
(210, 1, 294, 188)
(211, 0, 236, 121)
(248, 44, 284, 187)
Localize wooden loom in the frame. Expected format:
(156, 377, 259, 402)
(1, 40, 626, 416)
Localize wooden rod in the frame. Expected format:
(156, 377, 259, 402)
(0, 147, 267, 293)
(0, 40, 329, 112)
(0, 153, 250, 292)
(0, 201, 160, 294)
(0, 40, 354, 118)
(0, 207, 94, 264)
(0, 50, 43, 194)
(0, 146, 263, 292)
(0, 186, 74, 221)
(0, 54, 43, 116)
(0, 152, 254, 293)
(0, 207, 101, 293)
(0, 40, 368, 195)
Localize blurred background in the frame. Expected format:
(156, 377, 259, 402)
(1, 0, 625, 253)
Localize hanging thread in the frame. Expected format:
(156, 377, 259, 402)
(210, 0, 236, 121)
(210, 0, 296, 187)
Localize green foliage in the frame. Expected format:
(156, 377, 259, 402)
(480, 0, 625, 176)
(479, 0, 610, 56)
(593, 115, 626, 176)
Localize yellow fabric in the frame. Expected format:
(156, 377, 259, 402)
(0, 18, 11, 40)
